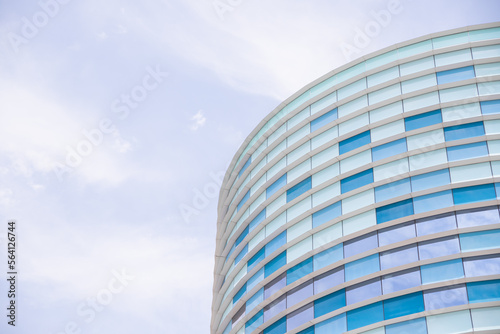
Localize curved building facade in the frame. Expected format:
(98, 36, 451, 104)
(212, 22, 500, 334)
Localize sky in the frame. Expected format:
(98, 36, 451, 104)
(0, 1, 498, 333)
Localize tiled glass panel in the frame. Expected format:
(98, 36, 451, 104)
(311, 108, 338, 133)
(372, 138, 407, 162)
(481, 99, 500, 115)
(382, 268, 421, 294)
(418, 235, 460, 261)
(287, 177, 312, 203)
(471, 306, 500, 332)
(485, 119, 500, 134)
(233, 284, 247, 304)
(473, 43, 500, 59)
(403, 91, 440, 112)
(237, 191, 250, 211)
(456, 206, 500, 228)
(288, 142, 311, 164)
(399, 56, 435, 76)
(263, 294, 286, 322)
(374, 158, 409, 182)
(386, 317, 427, 334)
(460, 229, 500, 252)
(338, 95, 368, 118)
(399, 40, 433, 59)
(442, 102, 481, 122)
(440, 84, 478, 103)
(311, 127, 338, 151)
(311, 107, 337, 134)
(378, 221, 416, 246)
(369, 83, 401, 105)
(366, 50, 398, 70)
(344, 232, 378, 258)
(469, 27, 500, 41)
(313, 244, 343, 271)
(265, 273, 286, 299)
(313, 223, 342, 249)
(478, 81, 500, 96)
(312, 162, 339, 187)
(246, 288, 264, 312)
(314, 266, 344, 294)
(315, 313, 346, 334)
(434, 48, 472, 67)
(239, 158, 252, 177)
(464, 254, 500, 277)
(267, 174, 287, 199)
(452, 183, 496, 205)
(267, 158, 286, 181)
(287, 304, 313, 332)
(287, 237, 312, 263)
(342, 189, 374, 214)
(339, 131, 371, 155)
(311, 92, 337, 115)
(467, 280, 500, 303)
(340, 149, 372, 174)
(411, 169, 450, 192)
(311, 143, 338, 167)
(312, 182, 340, 207)
(248, 248, 266, 271)
(288, 159, 311, 183)
(375, 178, 411, 203)
(341, 168, 374, 194)
(475, 62, 500, 77)
(312, 201, 341, 228)
(424, 284, 468, 311)
(264, 251, 287, 278)
(338, 78, 367, 100)
(343, 209, 376, 235)
(288, 125, 310, 147)
(421, 259, 464, 284)
(376, 198, 414, 224)
(367, 66, 400, 88)
(266, 231, 287, 257)
(413, 190, 454, 214)
(402, 74, 437, 94)
(406, 129, 444, 151)
(426, 309, 472, 334)
(446, 141, 489, 161)
(489, 140, 500, 155)
(266, 212, 286, 236)
(264, 317, 286, 334)
(288, 217, 312, 242)
(346, 278, 382, 305)
(247, 267, 265, 291)
(384, 292, 424, 320)
(314, 289, 346, 318)
(339, 113, 369, 136)
(245, 310, 263, 334)
(416, 212, 456, 236)
(345, 254, 380, 281)
(433, 32, 468, 49)
(287, 281, 313, 308)
(369, 101, 403, 123)
(437, 65, 475, 85)
(235, 244, 248, 265)
(287, 257, 313, 285)
(371, 119, 405, 142)
(346, 302, 384, 331)
(404, 109, 442, 131)
(380, 244, 419, 270)
(444, 121, 485, 141)
(450, 162, 492, 183)
(409, 148, 448, 171)
(232, 305, 246, 325)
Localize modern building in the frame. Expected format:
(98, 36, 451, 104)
(211, 22, 500, 334)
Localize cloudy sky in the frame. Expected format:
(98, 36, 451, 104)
(0, 0, 498, 333)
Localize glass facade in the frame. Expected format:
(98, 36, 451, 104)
(213, 23, 500, 334)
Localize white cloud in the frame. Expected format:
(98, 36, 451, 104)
(190, 110, 206, 131)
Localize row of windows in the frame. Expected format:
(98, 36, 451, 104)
(230, 71, 500, 218)
(225, 155, 500, 287)
(246, 279, 500, 334)
(219, 206, 500, 330)
(230, 28, 500, 178)
(225, 95, 500, 250)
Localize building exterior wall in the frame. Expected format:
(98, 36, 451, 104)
(212, 22, 500, 334)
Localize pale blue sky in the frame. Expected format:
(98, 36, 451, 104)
(0, 1, 498, 333)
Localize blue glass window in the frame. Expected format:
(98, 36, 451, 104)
(313, 244, 343, 271)
(464, 254, 500, 277)
(266, 231, 286, 257)
(378, 221, 416, 246)
(265, 273, 286, 299)
(376, 198, 414, 224)
(246, 288, 264, 311)
(386, 318, 427, 334)
(421, 259, 464, 284)
(381, 244, 419, 270)
(239, 157, 252, 177)
(237, 190, 250, 211)
(314, 266, 344, 294)
(418, 236, 460, 260)
(444, 121, 485, 141)
(345, 254, 380, 281)
(375, 178, 411, 203)
(314, 289, 346, 318)
(287, 177, 312, 202)
(235, 244, 248, 264)
(416, 212, 456, 236)
(436, 65, 475, 85)
(346, 302, 384, 331)
(460, 229, 500, 252)
(264, 295, 286, 323)
(311, 108, 338, 132)
(297, 326, 314, 334)
(447, 141, 489, 161)
(267, 174, 287, 199)
(424, 284, 468, 310)
(287, 257, 313, 285)
(249, 209, 266, 231)
(413, 190, 454, 214)
(467, 280, 500, 303)
(264, 316, 286, 334)
(481, 99, 500, 115)
(344, 232, 378, 258)
(312, 201, 341, 228)
(372, 138, 407, 161)
(248, 268, 264, 291)
(341, 168, 374, 194)
(411, 169, 450, 192)
(384, 292, 424, 320)
(453, 183, 496, 205)
(248, 248, 265, 271)
(456, 206, 500, 228)
(346, 278, 382, 305)
(315, 313, 346, 334)
(233, 283, 247, 304)
(265, 251, 287, 278)
(339, 131, 371, 155)
(236, 226, 249, 247)
(382, 268, 421, 294)
(287, 304, 314, 332)
(405, 110, 442, 131)
(287, 281, 313, 308)
(245, 310, 263, 334)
